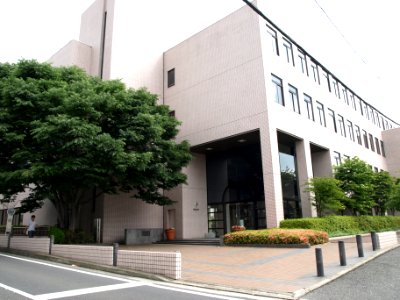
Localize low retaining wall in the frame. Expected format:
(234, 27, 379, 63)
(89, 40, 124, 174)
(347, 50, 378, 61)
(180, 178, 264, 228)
(52, 244, 114, 266)
(118, 250, 181, 279)
(0, 235, 8, 248)
(376, 231, 398, 249)
(0, 235, 181, 279)
(9, 236, 50, 254)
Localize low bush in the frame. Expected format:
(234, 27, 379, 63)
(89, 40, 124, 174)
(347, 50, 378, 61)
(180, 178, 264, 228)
(49, 227, 65, 244)
(223, 228, 328, 246)
(280, 216, 400, 236)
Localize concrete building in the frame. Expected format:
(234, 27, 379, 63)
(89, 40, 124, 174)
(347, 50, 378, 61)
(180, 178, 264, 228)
(22, 0, 399, 243)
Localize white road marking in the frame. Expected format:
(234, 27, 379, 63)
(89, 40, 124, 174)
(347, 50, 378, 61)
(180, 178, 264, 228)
(34, 282, 145, 299)
(148, 282, 272, 300)
(0, 282, 36, 299)
(0, 253, 132, 282)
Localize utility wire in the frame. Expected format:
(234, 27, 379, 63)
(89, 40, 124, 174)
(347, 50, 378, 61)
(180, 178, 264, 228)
(313, 0, 368, 65)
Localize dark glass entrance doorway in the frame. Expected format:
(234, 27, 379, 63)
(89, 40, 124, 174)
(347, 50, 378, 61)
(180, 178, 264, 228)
(196, 131, 265, 237)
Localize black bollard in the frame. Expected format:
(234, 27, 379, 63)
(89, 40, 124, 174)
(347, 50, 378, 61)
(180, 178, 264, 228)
(371, 232, 379, 251)
(338, 241, 347, 266)
(315, 248, 324, 277)
(356, 235, 364, 257)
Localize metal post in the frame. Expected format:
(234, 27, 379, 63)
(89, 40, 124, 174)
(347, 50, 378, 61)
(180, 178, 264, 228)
(338, 241, 347, 266)
(315, 248, 324, 277)
(113, 243, 119, 266)
(7, 233, 11, 249)
(371, 232, 379, 251)
(49, 235, 54, 255)
(356, 234, 364, 257)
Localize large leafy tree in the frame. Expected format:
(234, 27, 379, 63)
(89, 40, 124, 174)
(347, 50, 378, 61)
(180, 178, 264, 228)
(387, 179, 400, 215)
(334, 157, 374, 215)
(305, 177, 345, 217)
(0, 60, 191, 230)
(371, 171, 394, 216)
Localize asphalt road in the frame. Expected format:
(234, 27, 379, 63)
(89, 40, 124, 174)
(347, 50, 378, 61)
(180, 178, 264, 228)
(303, 246, 400, 300)
(0, 253, 271, 300)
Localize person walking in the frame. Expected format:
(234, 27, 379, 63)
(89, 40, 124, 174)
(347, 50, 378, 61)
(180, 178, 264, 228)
(27, 215, 36, 238)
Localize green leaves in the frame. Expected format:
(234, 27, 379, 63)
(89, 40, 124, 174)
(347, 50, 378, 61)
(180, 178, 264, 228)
(0, 60, 191, 228)
(334, 157, 375, 215)
(305, 177, 345, 217)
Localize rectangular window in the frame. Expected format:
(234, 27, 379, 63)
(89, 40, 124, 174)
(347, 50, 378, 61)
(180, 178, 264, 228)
(266, 25, 279, 55)
(310, 60, 319, 84)
(167, 68, 175, 87)
(370, 107, 375, 124)
(321, 69, 330, 92)
(380, 140, 386, 157)
(364, 103, 370, 120)
(298, 49, 308, 75)
(338, 115, 346, 137)
(375, 137, 381, 155)
(363, 130, 369, 149)
(347, 120, 354, 141)
(342, 86, 349, 105)
(349, 93, 356, 110)
(316, 101, 326, 127)
(333, 151, 341, 165)
(332, 79, 340, 99)
(355, 125, 362, 145)
(288, 85, 300, 114)
(327, 108, 337, 133)
(304, 94, 314, 121)
(375, 112, 381, 128)
(282, 38, 295, 66)
(272, 74, 284, 106)
(358, 98, 364, 116)
(369, 134, 375, 152)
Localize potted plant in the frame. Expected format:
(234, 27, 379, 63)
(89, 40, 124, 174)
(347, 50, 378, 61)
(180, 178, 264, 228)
(165, 227, 176, 240)
(231, 225, 246, 232)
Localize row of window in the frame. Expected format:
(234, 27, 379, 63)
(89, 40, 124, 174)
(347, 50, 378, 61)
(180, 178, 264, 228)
(266, 24, 397, 131)
(333, 151, 382, 173)
(272, 74, 386, 157)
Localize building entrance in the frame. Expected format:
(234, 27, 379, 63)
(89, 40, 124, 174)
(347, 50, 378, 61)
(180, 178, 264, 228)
(226, 202, 254, 230)
(195, 131, 265, 237)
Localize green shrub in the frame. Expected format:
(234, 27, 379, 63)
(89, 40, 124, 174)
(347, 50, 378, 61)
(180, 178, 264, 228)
(223, 228, 328, 246)
(49, 227, 65, 244)
(280, 216, 400, 236)
(64, 229, 95, 244)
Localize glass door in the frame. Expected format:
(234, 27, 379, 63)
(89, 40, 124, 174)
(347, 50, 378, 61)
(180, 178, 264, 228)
(225, 202, 254, 232)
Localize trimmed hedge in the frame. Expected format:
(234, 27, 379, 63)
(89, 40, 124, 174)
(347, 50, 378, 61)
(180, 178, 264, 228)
(224, 228, 328, 246)
(280, 216, 400, 237)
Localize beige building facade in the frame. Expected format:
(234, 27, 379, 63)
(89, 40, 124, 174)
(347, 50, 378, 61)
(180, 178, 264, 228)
(42, 0, 400, 243)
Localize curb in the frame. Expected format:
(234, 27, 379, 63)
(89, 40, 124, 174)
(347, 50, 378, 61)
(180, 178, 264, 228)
(293, 244, 400, 299)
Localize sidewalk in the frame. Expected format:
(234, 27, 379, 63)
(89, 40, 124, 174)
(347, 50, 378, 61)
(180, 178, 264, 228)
(120, 235, 399, 299)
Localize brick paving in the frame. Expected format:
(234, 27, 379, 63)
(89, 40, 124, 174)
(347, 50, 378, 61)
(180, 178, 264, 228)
(120, 235, 393, 299)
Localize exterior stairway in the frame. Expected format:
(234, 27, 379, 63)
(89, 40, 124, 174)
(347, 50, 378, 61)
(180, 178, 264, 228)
(155, 238, 221, 246)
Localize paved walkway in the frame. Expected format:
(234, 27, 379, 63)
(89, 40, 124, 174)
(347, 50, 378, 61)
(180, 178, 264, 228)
(120, 235, 398, 299)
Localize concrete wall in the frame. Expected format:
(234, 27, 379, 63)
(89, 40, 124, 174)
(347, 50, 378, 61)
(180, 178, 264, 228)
(382, 128, 400, 177)
(48, 40, 92, 73)
(102, 193, 163, 244)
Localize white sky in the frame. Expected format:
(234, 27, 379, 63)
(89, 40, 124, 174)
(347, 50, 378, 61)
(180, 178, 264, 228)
(0, 0, 399, 123)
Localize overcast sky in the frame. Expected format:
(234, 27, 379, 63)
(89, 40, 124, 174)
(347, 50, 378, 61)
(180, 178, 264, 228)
(1, 0, 399, 123)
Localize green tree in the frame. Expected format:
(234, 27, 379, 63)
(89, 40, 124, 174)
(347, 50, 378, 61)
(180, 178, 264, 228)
(305, 177, 345, 217)
(0, 60, 191, 230)
(387, 179, 400, 215)
(334, 157, 374, 215)
(371, 171, 394, 216)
